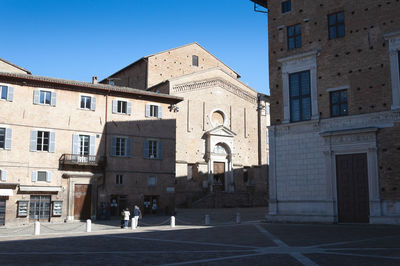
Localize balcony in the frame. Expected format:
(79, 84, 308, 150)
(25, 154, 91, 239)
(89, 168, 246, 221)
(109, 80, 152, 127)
(59, 154, 106, 170)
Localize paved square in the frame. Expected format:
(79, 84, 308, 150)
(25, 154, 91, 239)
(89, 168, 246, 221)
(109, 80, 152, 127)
(0, 221, 399, 265)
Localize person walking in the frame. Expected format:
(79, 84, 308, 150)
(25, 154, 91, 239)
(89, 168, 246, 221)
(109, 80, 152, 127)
(133, 205, 141, 228)
(123, 208, 130, 228)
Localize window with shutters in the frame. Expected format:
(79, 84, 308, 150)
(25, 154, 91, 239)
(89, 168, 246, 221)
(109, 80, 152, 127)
(287, 24, 302, 50)
(37, 131, 50, 151)
(0, 128, 5, 149)
(289, 71, 311, 122)
(40, 90, 52, 105)
(328, 12, 345, 40)
(110, 136, 131, 157)
(145, 103, 162, 118)
(0, 169, 7, 182)
(80, 96, 91, 110)
(32, 170, 51, 183)
(0, 85, 13, 102)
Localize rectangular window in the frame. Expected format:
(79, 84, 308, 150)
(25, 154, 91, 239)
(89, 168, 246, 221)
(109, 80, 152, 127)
(116, 174, 123, 185)
(40, 90, 51, 105)
(29, 195, 51, 221)
(37, 131, 50, 151)
(148, 140, 158, 159)
(80, 96, 91, 109)
(79, 135, 90, 156)
(37, 171, 47, 182)
(281, 0, 291, 13)
(150, 105, 159, 117)
(116, 137, 126, 157)
(328, 12, 345, 40)
(289, 71, 311, 122)
(1, 86, 8, 100)
(0, 128, 4, 149)
(118, 100, 127, 114)
(148, 176, 157, 186)
(287, 24, 302, 50)
(192, 55, 199, 66)
(330, 90, 348, 117)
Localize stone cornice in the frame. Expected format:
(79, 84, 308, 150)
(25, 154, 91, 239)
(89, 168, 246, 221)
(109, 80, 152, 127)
(172, 78, 257, 104)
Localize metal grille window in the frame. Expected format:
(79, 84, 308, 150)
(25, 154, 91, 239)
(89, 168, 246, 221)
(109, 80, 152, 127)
(116, 137, 126, 156)
(330, 90, 348, 117)
(148, 140, 158, 158)
(192, 55, 199, 66)
(37, 131, 50, 151)
(80, 96, 91, 109)
(289, 71, 311, 122)
(40, 90, 51, 105)
(281, 0, 291, 13)
(328, 12, 345, 39)
(37, 171, 47, 182)
(0, 128, 4, 149)
(116, 174, 123, 185)
(29, 195, 51, 221)
(287, 24, 302, 50)
(1, 86, 7, 100)
(117, 100, 127, 114)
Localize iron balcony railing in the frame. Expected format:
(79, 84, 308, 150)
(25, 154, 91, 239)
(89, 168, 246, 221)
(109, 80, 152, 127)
(59, 154, 107, 168)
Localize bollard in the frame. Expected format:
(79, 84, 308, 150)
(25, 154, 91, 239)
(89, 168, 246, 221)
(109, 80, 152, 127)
(170, 216, 175, 227)
(86, 219, 91, 233)
(236, 212, 241, 224)
(34, 221, 40, 235)
(131, 217, 136, 230)
(205, 214, 210, 225)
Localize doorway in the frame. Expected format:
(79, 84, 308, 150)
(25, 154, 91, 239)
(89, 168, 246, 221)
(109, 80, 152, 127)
(29, 195, 51, 221)
(213, 162, 225, 191)
(74, 184, 92, 220)
(336, 153, 369, 223)
(0, 198, 5, 225)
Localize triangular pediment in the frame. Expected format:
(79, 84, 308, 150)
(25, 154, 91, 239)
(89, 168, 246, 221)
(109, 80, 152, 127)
(206, 125, 236, 137)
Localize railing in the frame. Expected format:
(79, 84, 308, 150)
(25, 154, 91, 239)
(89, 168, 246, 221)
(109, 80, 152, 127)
(59, 154, 106, 168)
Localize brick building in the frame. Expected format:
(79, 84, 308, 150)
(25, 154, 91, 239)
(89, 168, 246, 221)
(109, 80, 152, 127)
(0, 59, 182, 226)
(253, 0, 400, 223)
(102, 43, 270, 208)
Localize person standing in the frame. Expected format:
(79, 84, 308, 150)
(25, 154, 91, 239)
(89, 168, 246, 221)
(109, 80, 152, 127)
(123, 208, 130, 228)
(133, 205, 141, 228)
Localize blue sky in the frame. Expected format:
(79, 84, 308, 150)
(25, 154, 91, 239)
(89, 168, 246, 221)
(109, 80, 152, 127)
(1, 0, 269, 94)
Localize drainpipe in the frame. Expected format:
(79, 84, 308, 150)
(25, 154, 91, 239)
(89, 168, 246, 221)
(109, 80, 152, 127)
(257, 94, 262, 165)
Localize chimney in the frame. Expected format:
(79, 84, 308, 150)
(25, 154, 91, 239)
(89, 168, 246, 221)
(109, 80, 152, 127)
(92, 76, 98, 84)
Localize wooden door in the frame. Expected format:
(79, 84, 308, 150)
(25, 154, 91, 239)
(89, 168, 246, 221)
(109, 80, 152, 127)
(213, 162, 225, 186)
(0, 199, 5, 226)
(336, 154, 369, 223)
(74, 184, 92, 220)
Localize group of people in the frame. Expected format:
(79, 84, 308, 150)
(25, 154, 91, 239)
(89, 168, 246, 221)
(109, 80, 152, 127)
(120, 205, 141, 229)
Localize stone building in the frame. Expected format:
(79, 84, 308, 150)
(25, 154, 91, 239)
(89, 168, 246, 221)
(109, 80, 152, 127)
(102, 43, 270, 208)
(253, 0, 400, 223)
(0, 59, 182, 226)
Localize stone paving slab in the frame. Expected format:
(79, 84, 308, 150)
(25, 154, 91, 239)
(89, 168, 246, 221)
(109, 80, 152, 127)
(0, 208, 399, 265)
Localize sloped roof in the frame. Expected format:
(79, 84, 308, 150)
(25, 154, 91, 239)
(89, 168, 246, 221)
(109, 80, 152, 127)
(0, 71, 182, 103)
(101, 42, 241, 83)
(0, 57, 31, 74)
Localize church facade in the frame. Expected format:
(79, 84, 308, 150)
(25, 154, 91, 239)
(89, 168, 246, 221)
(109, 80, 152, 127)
(103, 43, 270, 208)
